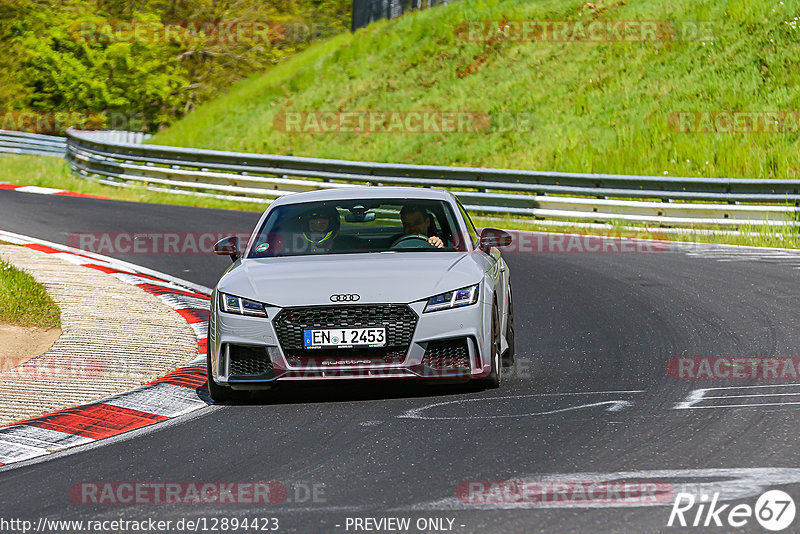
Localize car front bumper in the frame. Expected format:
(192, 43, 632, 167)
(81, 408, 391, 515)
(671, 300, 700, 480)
(208, 293, 493, 388)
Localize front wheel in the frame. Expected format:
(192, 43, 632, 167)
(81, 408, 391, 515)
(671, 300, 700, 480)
(481, 302, 502, 389)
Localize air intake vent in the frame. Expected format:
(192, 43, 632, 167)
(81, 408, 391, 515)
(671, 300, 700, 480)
(229, 345, 273, 377)
(422, 338, 470, 370)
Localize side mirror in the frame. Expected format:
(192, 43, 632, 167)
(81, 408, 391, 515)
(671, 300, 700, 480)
(214, 236, 240, 262)
(478, 228, 512, 252)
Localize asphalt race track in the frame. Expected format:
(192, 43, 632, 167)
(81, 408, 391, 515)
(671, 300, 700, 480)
(3, 189, 800, 533)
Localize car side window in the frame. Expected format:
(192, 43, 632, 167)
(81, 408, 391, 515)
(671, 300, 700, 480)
(457, 202, 479, 247)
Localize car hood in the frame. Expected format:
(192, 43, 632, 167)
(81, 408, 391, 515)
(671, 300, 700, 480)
(217, 252, 485, 307)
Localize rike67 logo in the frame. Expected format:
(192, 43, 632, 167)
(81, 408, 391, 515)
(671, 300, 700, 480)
(668, 490, 796, 531)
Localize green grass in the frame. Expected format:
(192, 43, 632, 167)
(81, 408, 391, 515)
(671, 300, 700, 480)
(0, 255, 61, 328)
(151, 0, 800, 180)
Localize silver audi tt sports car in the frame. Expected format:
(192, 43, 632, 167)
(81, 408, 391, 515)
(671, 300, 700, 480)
(207, 186, 514, 401)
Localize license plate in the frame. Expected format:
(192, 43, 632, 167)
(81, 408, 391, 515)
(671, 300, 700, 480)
(303, 327, 386, 348)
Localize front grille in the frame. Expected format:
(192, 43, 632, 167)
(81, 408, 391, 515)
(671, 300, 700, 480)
(422, 338, 470, 370)
(229, 345, 273, 377)
(275, 304, 417, 348)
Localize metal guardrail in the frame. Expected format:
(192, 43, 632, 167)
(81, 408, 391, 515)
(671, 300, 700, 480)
(0, 130, 66, 157)
(63, 128, 800, 228)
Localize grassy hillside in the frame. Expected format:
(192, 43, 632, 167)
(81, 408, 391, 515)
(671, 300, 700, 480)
(152, 0, 800, 180)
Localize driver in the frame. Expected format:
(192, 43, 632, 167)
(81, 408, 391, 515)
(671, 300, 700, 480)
(399, 205, 444, 248)
(299, 206, 340, 253)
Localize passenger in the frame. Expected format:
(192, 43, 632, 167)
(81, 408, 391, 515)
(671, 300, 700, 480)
(299, 206, 340, 253)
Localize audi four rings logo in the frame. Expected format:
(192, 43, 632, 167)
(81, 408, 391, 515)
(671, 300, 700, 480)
(330, 294, 360, 302)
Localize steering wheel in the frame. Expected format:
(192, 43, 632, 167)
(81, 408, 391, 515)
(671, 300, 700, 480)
(390, 234, 432, 248)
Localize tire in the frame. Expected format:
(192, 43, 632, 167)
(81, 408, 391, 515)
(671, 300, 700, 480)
(502, 286, 515, 367)
(206, 325, 249, 403)
(481, 302, 502, 389)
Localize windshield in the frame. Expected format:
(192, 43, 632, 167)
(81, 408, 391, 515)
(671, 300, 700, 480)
(247, 198, 467, 258)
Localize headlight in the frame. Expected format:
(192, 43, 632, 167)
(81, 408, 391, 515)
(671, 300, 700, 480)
(219, 293, 267, 317)
(424, 284, 480, 313)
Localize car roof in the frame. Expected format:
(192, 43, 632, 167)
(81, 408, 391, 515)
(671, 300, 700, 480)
(269, 186, 457, 207)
